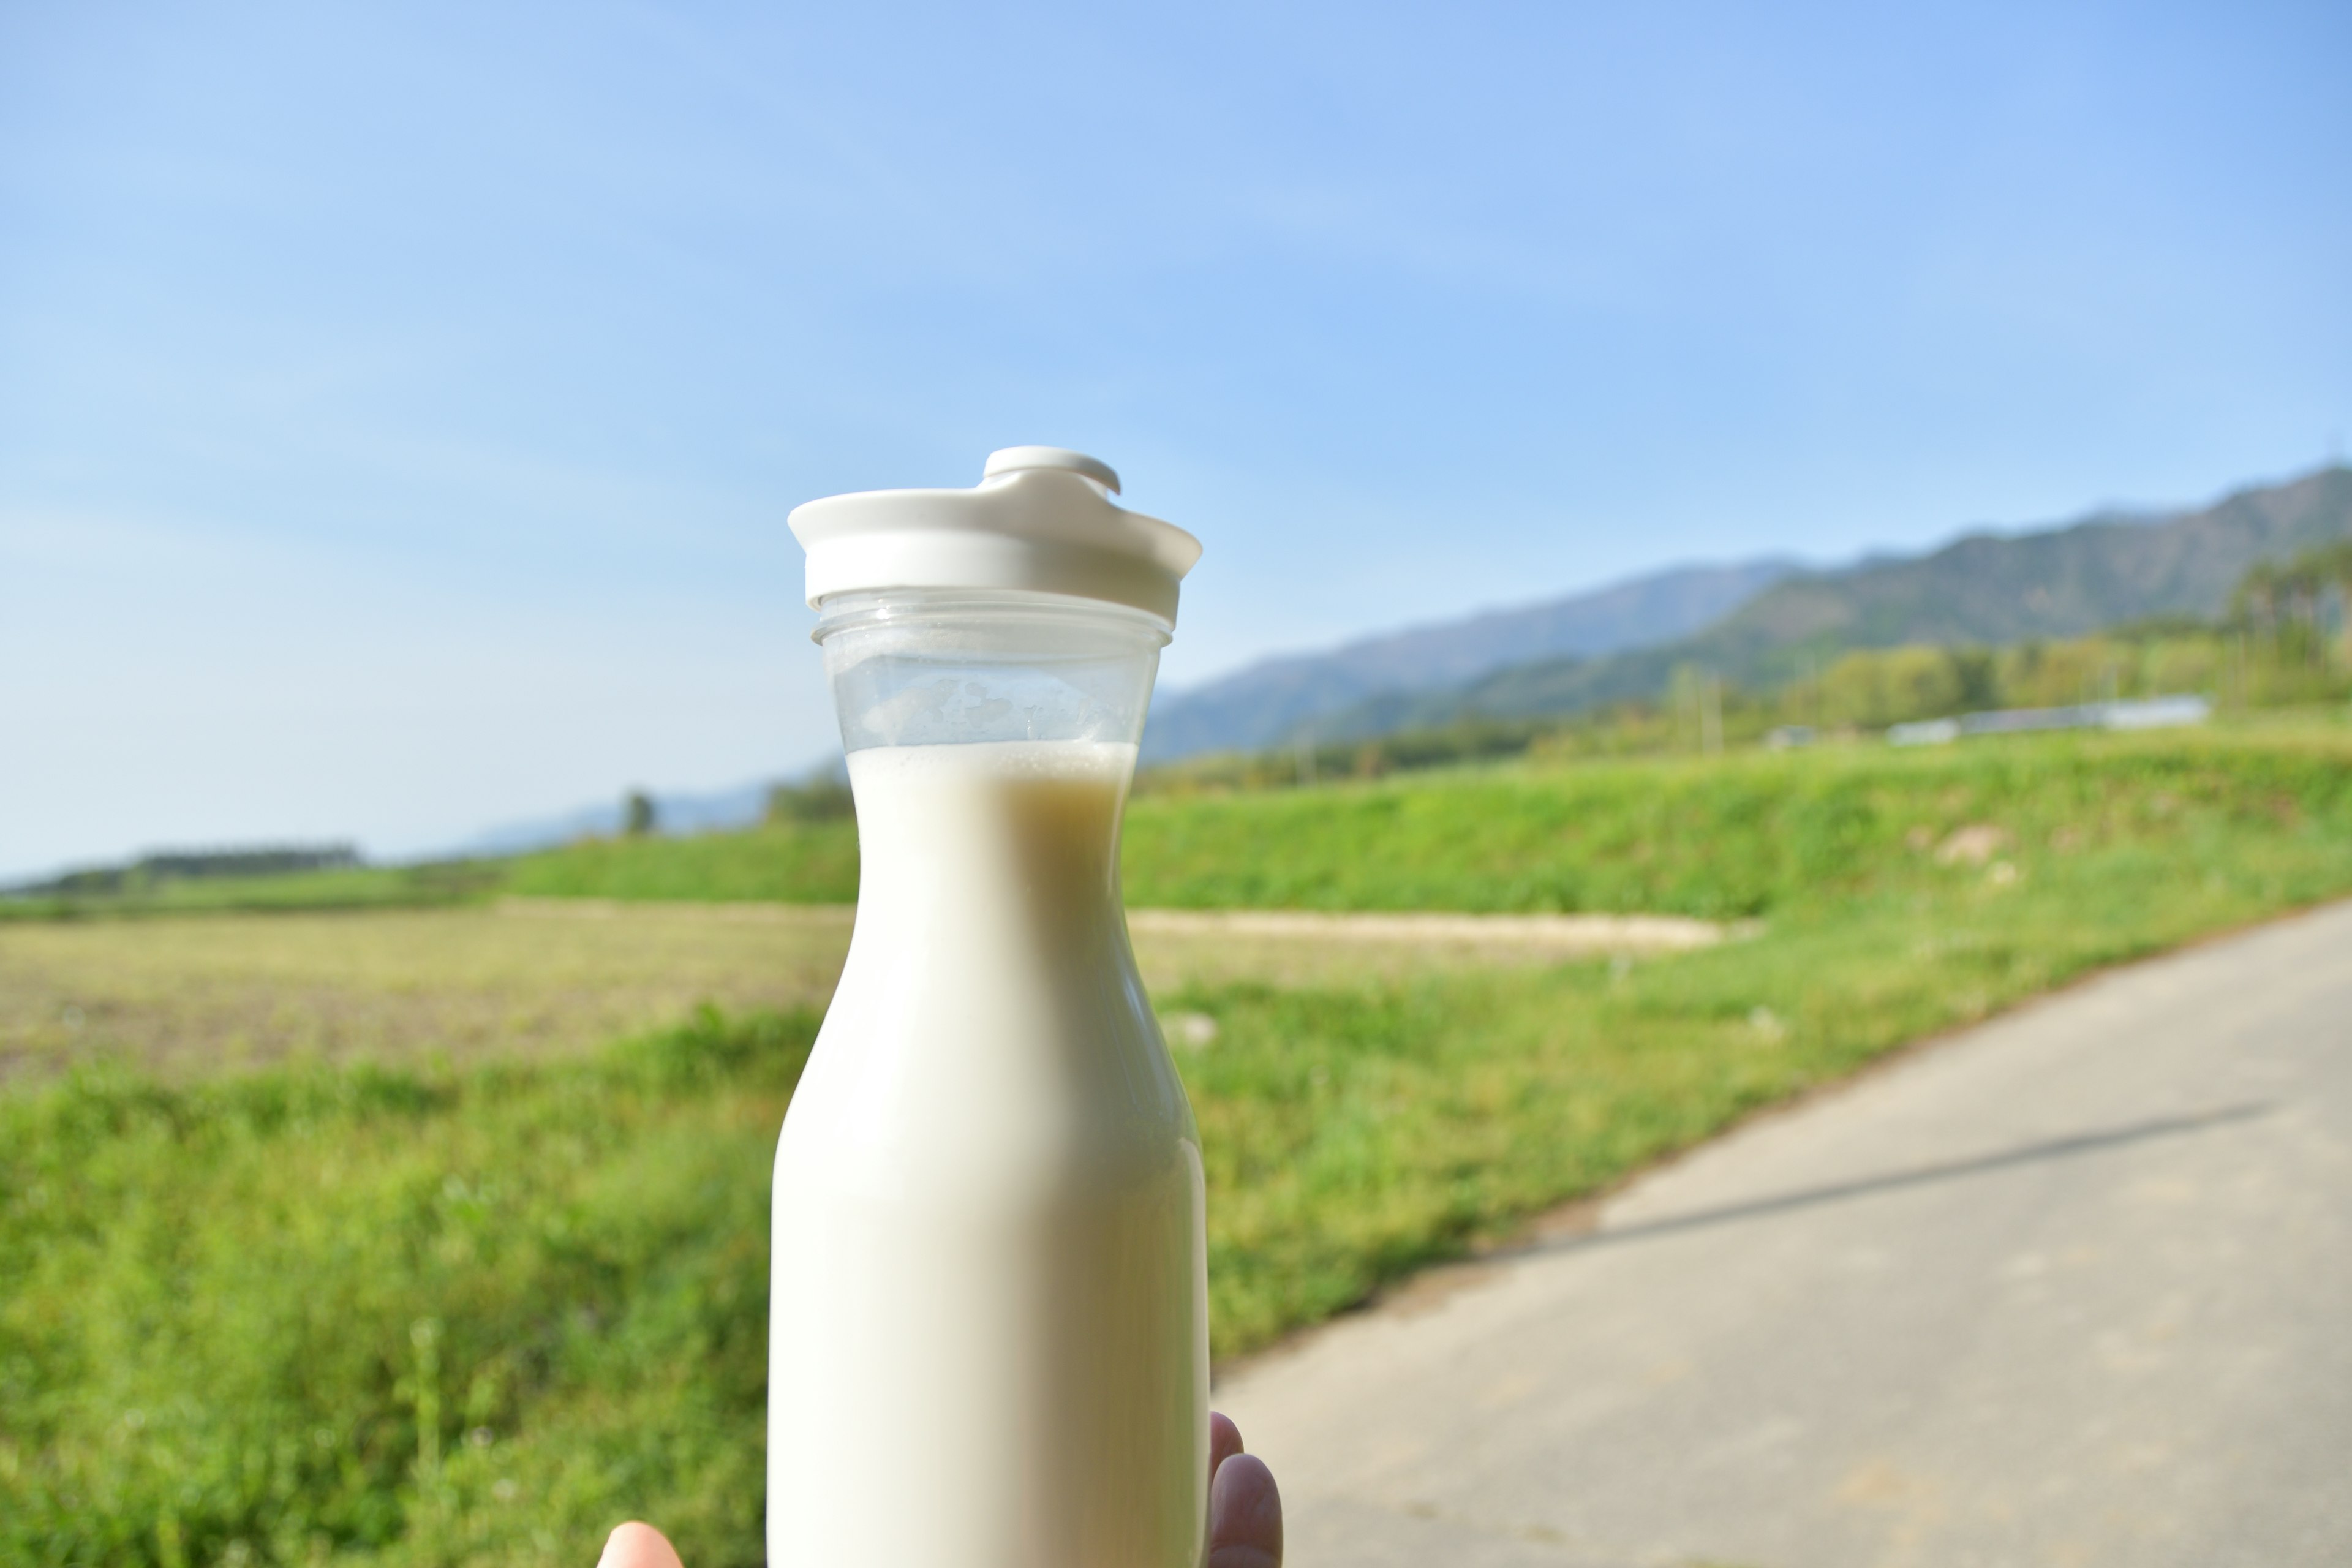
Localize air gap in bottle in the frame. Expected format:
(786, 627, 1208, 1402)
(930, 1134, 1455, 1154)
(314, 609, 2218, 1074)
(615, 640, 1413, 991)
(769, 448, 1208, 1566)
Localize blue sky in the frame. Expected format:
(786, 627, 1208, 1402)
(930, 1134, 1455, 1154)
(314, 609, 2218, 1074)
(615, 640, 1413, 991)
(3, 0, 2347, 877)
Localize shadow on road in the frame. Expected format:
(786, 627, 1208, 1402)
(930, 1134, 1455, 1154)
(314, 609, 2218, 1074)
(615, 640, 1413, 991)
(1508, 1101, 2274, 1260)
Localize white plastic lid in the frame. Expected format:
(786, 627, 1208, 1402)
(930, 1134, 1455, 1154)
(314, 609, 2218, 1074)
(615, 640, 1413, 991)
(788, 448, 1204, 624)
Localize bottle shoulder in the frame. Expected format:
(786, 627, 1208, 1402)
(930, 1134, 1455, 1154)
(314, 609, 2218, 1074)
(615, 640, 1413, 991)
(776, 998, 1195, 1202)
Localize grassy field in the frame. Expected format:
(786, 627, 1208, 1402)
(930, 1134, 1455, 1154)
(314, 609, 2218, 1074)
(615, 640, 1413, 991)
(0, 902, 1611, 1084)
(511, 716, 2352, 916)
(0, 905, 854, 1082)
(6, 718, 2352, 1566)
(21, 714, 2346, 923)
(0, 864, 496, 923)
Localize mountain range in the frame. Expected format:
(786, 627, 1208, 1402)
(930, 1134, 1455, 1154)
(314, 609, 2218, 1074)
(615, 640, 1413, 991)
(1160, 465, 2352, 752)
(1142, 559, 1798, 760)
(438, 464, 2351, 857)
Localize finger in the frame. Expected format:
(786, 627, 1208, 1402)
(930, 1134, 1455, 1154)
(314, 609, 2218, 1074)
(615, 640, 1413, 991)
(1207, 1451, 1283, 1568)
(598, 1521, 684, 1568)
(1209, 1410, 1245, 1478)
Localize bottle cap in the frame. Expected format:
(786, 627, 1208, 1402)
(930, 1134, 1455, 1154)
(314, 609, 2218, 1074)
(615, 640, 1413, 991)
(788, 448, 1203, 624)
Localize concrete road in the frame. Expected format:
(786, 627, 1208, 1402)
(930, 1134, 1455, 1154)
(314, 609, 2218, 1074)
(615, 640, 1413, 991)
(1216, 900, 2352, 1568)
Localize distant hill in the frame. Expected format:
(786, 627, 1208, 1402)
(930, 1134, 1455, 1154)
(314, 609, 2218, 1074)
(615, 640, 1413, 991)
(1326, 466, 2352, 737)
(8, 844, 363, 897)
(458, 780, 776, 858)
(1142, 558, 1797, 760)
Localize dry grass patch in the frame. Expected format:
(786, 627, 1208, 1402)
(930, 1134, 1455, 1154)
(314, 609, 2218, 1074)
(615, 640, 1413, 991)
(0, 902, 1624, 1083)
(0, 905, 853, 1081)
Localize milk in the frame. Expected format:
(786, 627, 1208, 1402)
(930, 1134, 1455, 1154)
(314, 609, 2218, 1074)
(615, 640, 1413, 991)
(767, 739, 1208, 1567)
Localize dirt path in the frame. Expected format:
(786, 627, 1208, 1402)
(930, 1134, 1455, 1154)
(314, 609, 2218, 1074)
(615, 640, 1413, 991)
(1215, 899, 2352, 1567)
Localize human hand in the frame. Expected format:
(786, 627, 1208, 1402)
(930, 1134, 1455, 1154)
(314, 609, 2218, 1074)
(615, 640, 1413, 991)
(597, 1409, 1283, 1567)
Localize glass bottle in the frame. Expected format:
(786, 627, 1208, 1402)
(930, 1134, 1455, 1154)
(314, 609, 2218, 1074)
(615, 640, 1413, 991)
(769, 450, 1206, 1567)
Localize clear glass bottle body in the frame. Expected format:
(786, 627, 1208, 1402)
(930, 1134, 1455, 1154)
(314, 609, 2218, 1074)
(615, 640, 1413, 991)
(767, 589, 1207, 1567)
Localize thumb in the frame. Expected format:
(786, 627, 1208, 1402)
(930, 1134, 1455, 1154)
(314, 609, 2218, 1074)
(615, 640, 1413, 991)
(598, 1522, 683, 1568)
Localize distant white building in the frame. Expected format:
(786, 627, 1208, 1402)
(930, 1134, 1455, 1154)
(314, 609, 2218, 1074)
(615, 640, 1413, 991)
(1888, 695, 2212, 746)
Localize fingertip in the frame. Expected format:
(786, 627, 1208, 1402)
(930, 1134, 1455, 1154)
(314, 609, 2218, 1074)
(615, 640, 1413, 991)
(1207, 1451, 1282, 1567)
(599, 1521, 684, 1568)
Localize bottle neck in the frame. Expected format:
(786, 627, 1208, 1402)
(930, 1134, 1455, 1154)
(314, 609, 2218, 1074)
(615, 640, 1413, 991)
(816, 589, 1169, 755)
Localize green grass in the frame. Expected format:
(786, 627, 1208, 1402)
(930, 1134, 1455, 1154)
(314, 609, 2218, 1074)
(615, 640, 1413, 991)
(500, 823, 858, 906)
(20, 713, 2346, 924)
(7, 722, 2352, 1565)
(0, 1011, 807, 1567)
(0, 865, 495, 923)
(1125, 720, 2352, 915)
(492, 716, 2352, 918)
